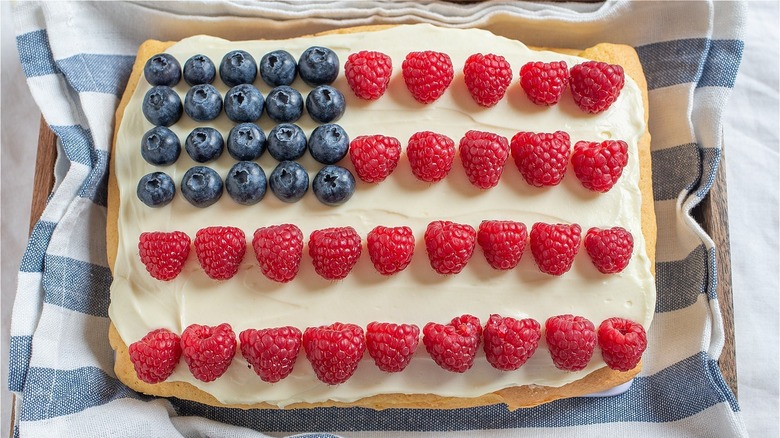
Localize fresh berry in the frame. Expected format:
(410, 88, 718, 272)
(545, 314, 596, 371)
(529, 222, 581, 275)
(312, 165, 356, 206)
(423, 314, 482, 373)
(219, 50, 257, 87)
(138, 231, 191, 280)
(570, 61, 625, 114)
(226, 122, 266, 161)
(424, 221, 476, 275)
(367, 226, 415, 275)
(194, 226, 246, 280)
(407, 131, 456, 183)
(463, 53, 512, 107)
(308, 226, 362, 280)
(269, 161, 309, 203)
(137, 171, 175, 207)
(252, 224, 304, 283)
(239, 326, 302, 383)
(181, 323, 237, 382)
(184, 84, 223, 122)
(597, 317, 647, 372)
(571, 140, 629, 192)
(345, 50, 393, 100)
(510, 131, 571, 187)
(584, 227, 634, 274)
(144, 53, 181, 86)
(477, 220, 527, 270)
(459, 130, 509, 189)
(303, 323, 365, 384)
(128, 328, 182, 384)
(267, 123, 307, 161)
(309, 124, 349, 165)
(142, 86, 182, 127)
(402, 51, 454, 104)
(349, 135, 401, 183)
(259, 50, 297, 87)
(225, 161, 267, 205)
(185, 127, 224, 163)
(180, 166, 223, 208)
(366, 322, 419, 372)
(483, 314, 540, 371)
(183, 54, 216, 86)
(298, 46, 339, 87)
(306, 85, 346, 123)
(224, 84, 264, 123)
(265, 85, 304, 123)
(519, 61, 569, 106)
(140, 126, 181, 166)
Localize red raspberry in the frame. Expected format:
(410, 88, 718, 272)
(423, 314, 482, 373)
(345, 50, 393, 100)
(571, 140, 629, 192)
(366, 322, 420, 372)
(303, 322, 365, 384)
(530, 222, 581, 275)
(252, 224, 303, 283)
(477, 220, 527, 270)
(459, 130, 509, 189)
(519, 61, 569, 106)
(402, 51, 454, 104)
(181, 323, 237, 382)
(570, 61, 625, 113)
(367, 225, 415, 275)
(483, 314, 541, 371)
(194, 226, 246, 280)
(407, 131, 456, 183)
(424, 221, 476, 275)
(597, 317, 647, 372)
(545, 314, 596, 371)
(239, 326, 302, 383)
(128, 328, 182, 384)
(463, 53, 512, 107)
(138, 231, 190, 281)
(510, 131, 571, 187)
(349, 134, 402, 183)
(308, 226, 362, 280)
(585, 227, 634, 274)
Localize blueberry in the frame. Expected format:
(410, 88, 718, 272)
(224, 84, 264, 123)
(184, 84, 223, 121)
(308, 124, 349, 165)
(144, 53, 181, 86)
(183, 54, 216, 85)
(267, 123, 307, 161)
(219, 50, 257, 87)
(137, 171, 175, 207)
(259, 50, 297, 87)
(185, 127, 224, 163)
(269, 161, 309, 203)
(142, 86, 182, 127)
(181, 166, 223, 208)
(306, 85, 345, 123)
(140, 126, 181, 166)
(226, 161, 267, 205)
(312, 165, 355, 206)
(298, 46, 339, 87)
(227, 123, 266, 161)
(265, 86, 304, 123)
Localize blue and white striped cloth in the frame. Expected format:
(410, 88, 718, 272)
(9, 1, 748, 436)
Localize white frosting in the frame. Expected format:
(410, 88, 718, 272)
(110, 24, 655, 407)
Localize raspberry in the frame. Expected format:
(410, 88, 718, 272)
(349, 135, 402, 183)
(423, 314, 482, 373)
(459, 130, 510, 189)
(138, 231, 191, 281)
(407, 131, 456, 183)
(424, 221, 476, 275)
(519, 61, 569, 106)
(584, 227, 634, 274)
(252, 224, 303, 283)
(128, 328, 182, 384)
(597, 317, 647, 372)
(483, 314, 541, 371)
(366, 322, 420, 372)
(477, 220, 527, 270)
(510, 131, 571, 187)
(303, 322, 365, 384)
(345, 50, 393, 100)
(463, 53, 512, 107)
(570, 61, 625, 114)
(402, 51, 454, 104)
(571, 140, 629, 192)
(545, 314, 596, 371)
(308, 226, 362, 280)
(181, 323, 237, 382)
(194, 226, 246, 280)
(367, 226, 415, 275)
(239, 326, 302, 383)
(529, 222, 581, 275)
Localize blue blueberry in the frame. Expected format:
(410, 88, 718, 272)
(269, 161, 309, 203)
(259, 50, 297, 87)
(226, 161, 267, 205)
(267, 123, 307, 161)
(140, 126, 181, 166)
(265, 86, 304, 123)
(219, 50, 257, 87)
(142, 86, 182, 127)
(184, 84, 223, 121)
(224, 84, 264, 123)
(306, 85, 345, 123)
(312, 165, 355, 206)
(298, 46, 339, 87)
(308, 124, 349, 165)
(137, 171, 175, 207)
(144, 53, 181, 86)
(227, 123, 266, 161)
(181, 166, 223, 208)
(183, 54, 216, 85)
(185, 127, 224, 163)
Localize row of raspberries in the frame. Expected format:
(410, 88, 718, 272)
(129, 315, 647, 386)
